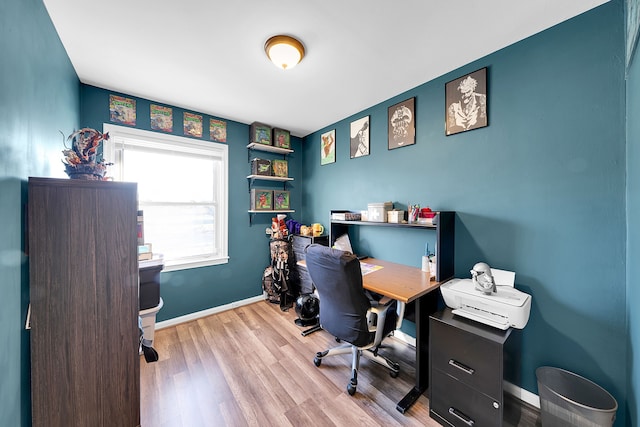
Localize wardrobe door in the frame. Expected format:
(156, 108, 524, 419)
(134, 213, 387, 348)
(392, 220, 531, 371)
(29, 178, 139, 427)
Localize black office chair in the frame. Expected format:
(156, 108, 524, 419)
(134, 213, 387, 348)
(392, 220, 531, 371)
(304, 244, 400, 396)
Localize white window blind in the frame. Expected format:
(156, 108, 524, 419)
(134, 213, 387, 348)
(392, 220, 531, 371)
(103, 124, 228, 271)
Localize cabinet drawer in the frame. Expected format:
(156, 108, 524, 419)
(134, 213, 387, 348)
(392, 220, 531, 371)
(430, 368, 502, 427)
(431, 318, 503, 398)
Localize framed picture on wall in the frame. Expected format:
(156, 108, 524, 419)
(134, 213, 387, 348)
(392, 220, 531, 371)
(321, 129, 336, 165)
(109, 95, 136, 126)
(350, 116, 370, 158)
(183, 112, 203, 138)
(150, 104, 173, 133)
(388, 98, 415, 149)
(445, 67, 488, 136)
(210, 119, 227, 142)
(627, 0, 640, 67)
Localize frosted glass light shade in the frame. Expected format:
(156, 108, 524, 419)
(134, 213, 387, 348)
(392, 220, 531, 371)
(265, 35, 305, 70)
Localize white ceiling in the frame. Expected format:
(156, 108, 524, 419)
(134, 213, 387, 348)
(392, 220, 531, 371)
(43, 0, 608, 137)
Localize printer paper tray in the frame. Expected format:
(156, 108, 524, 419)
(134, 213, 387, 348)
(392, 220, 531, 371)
(451, 307, 510, 330)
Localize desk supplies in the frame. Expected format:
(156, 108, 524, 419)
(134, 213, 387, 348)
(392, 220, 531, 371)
(408, 204, 420, 223)
(441, 266, 531, 330)
(387, 210, 405, 223)
(368, 201, 393, 222)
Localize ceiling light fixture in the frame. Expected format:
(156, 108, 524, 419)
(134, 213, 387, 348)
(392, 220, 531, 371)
(264, 35, 305, 70)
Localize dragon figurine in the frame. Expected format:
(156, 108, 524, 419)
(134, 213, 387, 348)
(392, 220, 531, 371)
(62, 128, 111, 180)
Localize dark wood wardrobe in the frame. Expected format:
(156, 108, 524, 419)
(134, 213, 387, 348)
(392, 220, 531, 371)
(28, 177, 140, 427)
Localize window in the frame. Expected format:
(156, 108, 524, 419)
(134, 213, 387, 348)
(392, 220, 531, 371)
(103, 124, 228, 271)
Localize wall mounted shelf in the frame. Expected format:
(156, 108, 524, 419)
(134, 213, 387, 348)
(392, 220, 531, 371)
(330, 210, 455, 282)
(247, 139, 295, 226)
(248, 209, 295, 226)
(246, 175, 294, 192)
(247, 143, 292, 161)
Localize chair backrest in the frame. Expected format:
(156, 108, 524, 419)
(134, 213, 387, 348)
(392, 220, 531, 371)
(304, 244, 372, 347)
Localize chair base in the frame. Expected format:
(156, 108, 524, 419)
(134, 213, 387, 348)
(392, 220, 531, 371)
(313, 343, 400, 395)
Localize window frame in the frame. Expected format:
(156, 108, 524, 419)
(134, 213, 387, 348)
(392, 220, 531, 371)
(103, 123, 229, 271)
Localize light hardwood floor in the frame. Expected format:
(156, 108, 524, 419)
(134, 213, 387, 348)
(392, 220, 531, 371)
(140, 300, 540, 426)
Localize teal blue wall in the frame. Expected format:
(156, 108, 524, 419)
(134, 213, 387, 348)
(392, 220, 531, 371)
(80, 85, 304, 322)
(626, 11, 640, 426)
(303, 1, 629, 425)
(2, 0, 638, 426)
(0, 0, 80, 426)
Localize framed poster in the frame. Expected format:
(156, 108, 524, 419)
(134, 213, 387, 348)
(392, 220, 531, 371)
(210, 119, 227, 142)
(446, 67, 488, 136)
(388, 98, 415, 149)
(183, 112, 203, 138)
(628, 0, 640, 68)
(150, 104, 173, 132)
(350, 116, 370, 158)
(321, 129, 336, 165)
(109, 95, 136, 126)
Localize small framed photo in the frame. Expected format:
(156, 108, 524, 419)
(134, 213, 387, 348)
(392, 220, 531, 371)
(272, 159, 288, 177)
(250, 189, 273, 210)
(250, 122, 272, 145)
(350, 116, 370, 158)
(388, 98, 415, 149)
(446, 67, 488, 136)
(273, 190, 290, 210)
(321, 129, 336, 165)
(273, 128, 291, 149)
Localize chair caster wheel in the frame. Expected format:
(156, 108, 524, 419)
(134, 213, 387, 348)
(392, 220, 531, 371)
(314, 357, 322, 367)
(390, 370, 399, 378)
(347, 383, 357, 395)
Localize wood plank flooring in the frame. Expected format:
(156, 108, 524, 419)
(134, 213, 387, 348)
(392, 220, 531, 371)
(140, 300, 541, 426)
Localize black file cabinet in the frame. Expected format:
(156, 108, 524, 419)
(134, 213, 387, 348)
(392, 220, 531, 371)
(291, 234, 329, 294)
(429, 308, 512, 427)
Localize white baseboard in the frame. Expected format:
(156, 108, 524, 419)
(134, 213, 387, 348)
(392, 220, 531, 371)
(154, 296, 541, 409)
(504, 380, 540, 408)
(394, 329, 416, 347)
(155, 294, 265, 330)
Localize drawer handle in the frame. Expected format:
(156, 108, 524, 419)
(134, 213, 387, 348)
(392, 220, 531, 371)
(449, 407, 475, 426)
(448, 359, 475, 375)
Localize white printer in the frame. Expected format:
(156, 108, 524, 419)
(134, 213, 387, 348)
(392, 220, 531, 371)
(441, 263, 531, 330)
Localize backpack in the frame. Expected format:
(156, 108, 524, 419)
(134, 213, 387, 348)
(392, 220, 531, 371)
(263, 237, 298, 310)
(262, 266, 281, 304)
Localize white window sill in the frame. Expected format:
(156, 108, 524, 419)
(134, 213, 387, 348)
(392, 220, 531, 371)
(162, 256, 230, 272)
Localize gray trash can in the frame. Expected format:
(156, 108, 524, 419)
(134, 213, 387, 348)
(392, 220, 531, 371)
(536, 366, 617, 427)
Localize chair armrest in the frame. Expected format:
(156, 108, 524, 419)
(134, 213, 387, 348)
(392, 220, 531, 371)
(395, 301, 405, 329)
(369, 295, 393, 308)
(367, 303, 393, 345)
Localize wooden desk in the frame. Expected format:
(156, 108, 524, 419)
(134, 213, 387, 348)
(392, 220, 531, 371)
(298, 257, 443, 413)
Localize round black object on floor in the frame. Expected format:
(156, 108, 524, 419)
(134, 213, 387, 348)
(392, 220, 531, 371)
(294, 294, 319, 326)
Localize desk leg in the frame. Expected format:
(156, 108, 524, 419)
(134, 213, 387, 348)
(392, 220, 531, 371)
(396, 291, 438, 414)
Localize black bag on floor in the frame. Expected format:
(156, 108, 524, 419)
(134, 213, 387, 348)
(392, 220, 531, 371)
(264, 238, 298, 310)
(262, 266, 281, 304)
